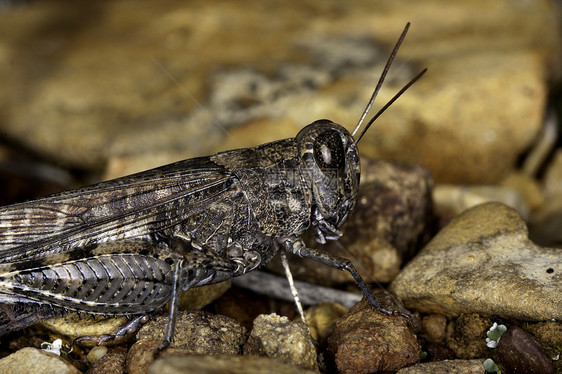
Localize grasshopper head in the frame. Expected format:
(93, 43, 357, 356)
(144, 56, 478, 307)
(296, 120, 360, 244)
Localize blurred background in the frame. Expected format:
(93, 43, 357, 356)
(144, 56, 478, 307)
(0, 0, 561, 244)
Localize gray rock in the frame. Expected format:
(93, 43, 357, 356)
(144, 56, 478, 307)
(395, 359, 485, 374)
(0, 347, 80, 374)
(243, 313, 318, 371)
(390, 202, 562, 321)
(148, 355, 317, 374)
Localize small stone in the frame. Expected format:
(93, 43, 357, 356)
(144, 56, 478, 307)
(493, 327, 554, 374)
(390, 202, 562, 321)
(445, 314, 489, 359)
(423, 342, 456, 362)
(421, 314, 448, 342)
(304, 302, 348, 343)
(525, 320, 562, 362)
(395, 359, 486, 374)
(86, 346, 108, 365)
(87, 346, 127, 374)
(126, 340, 185, 374)
(0, 347, 80, 374)
(178, 281, 231, 310)
(500, 172, 545, 211)
(433, 184, 529, 223)
(41, 314, 131, 347)
(137, 310, 246, 354)
(243, 313, 318, 371)
(327, 295, 421, 374)
(148, 354, 317, 374)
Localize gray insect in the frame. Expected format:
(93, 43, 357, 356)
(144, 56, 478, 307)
(0, 23, 425, 348)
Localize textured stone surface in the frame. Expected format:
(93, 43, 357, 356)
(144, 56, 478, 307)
(421, 314, 448, 343)
(148, 355, 317, 374)
(390, 202, 562, 321)
(395, 359, 485, 374)
(87, 346, 127, 374)
(243, 313, 317, 371)
(328, 295, 421, 374)
(445, 314, 489, 359)
(0, 347, 80, 374)
(137, 310, 246, 353)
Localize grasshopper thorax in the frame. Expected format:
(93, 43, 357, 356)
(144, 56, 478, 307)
(296, 120, 360, 244)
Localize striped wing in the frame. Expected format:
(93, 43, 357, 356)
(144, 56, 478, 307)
(0, 156, 238, 265)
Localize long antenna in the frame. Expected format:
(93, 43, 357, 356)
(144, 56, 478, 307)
(351, 22, 411, 138)
(353, 68, 426, 146)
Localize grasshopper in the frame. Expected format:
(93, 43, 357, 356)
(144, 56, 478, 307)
(0, 23, 425, 348)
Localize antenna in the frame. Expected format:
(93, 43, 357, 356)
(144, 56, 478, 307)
(350, 22, 426, 146)
(353, 68, 426, 146)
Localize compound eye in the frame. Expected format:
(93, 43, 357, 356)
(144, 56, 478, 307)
(313, 130, 345, 170)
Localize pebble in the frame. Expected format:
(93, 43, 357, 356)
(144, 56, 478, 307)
(86, 346, 126, 374)
(493, 327, 554, 374)
(243, 313, 318, 371)
(327, 293, 421, 373)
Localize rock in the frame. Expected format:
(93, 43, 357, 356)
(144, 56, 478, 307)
(528, 195, 562, 246)
(147, 354, 317, 374)
(543, 149, 562, 198)
(243, 313, 317, 371)
(87, 346, 127, 374)
(433, 184, 529, 224)
(85, 346, 108, 366)
(390, 202, 562, 321)
(395, 359, 485, 374)
(303, 302, 348, 343)
(500, 173, 545, 212)
(212, 286, 273, 332)
(327, 294, 421, 373)
(0, 347, 80, 374)
(41, 313, 132, 347)
(445, 314, 489, 359)
(493, 327, 554, 374)
(422, 342, 456, 362)
(137, 310, 246, 353)
(126, 340, 184, 374)
(421, 314, 447, 343)
(525, 320, 562, 363)
(268, 159, 433, 285)
(178, 281, 231, 310)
